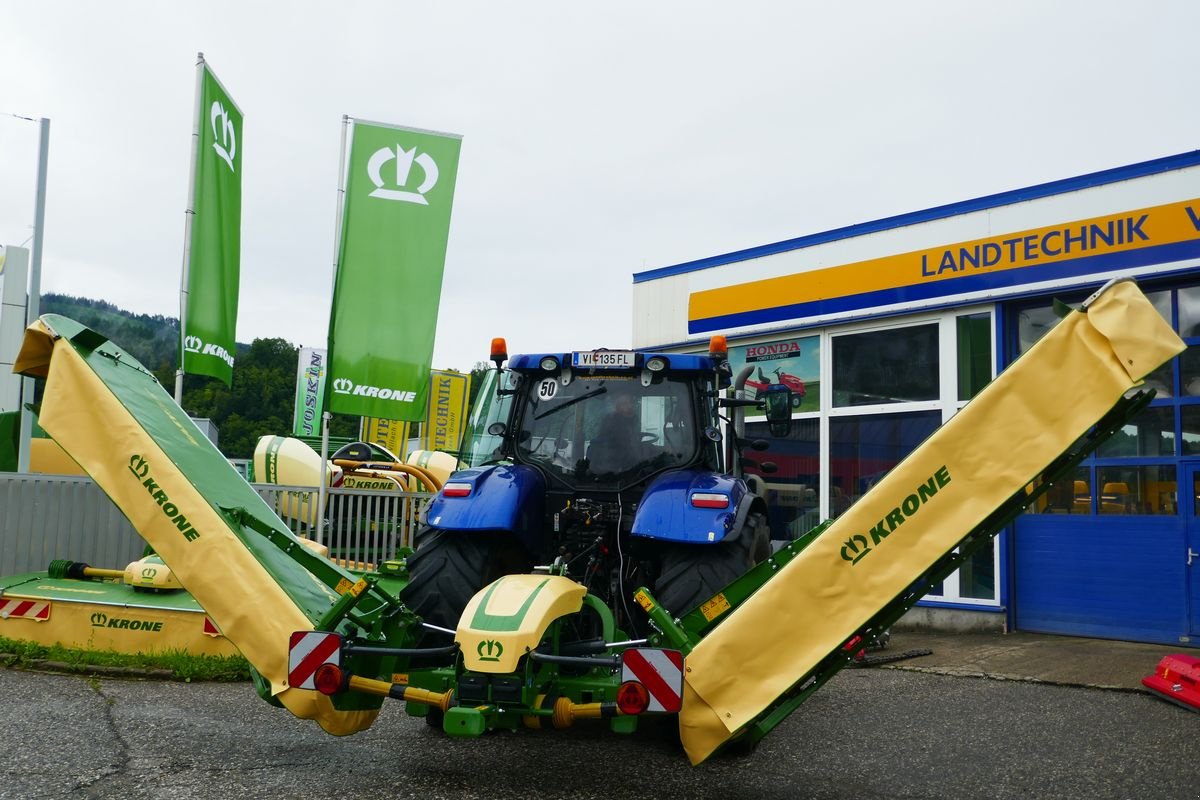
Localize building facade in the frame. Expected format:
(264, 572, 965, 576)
(632, 151, 1200, 647)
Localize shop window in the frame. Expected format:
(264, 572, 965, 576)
(832, 324, 939, 407)
(1026, 467, 1092, 514)
(1016, 306, 1059, 353)
(1178, 286, 1200, 338)
(828, 411, 940, 516)
(744, 419, 820, 539)
(1096, 406, 1175, 458)
(1096, 465, 1177, 515)
(959, 546, 996, 600)
(1182, 406, 1200, 456)
(1180, 346, 1200, 397)
(956, 313, 992, 401)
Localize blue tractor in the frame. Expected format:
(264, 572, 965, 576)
(401, 337, 794, 635)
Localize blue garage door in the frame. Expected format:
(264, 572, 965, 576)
(1013, 514, 1190, 645)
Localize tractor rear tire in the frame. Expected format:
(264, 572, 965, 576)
(654, 535, 754, 619)
(400, 527, 526, 630)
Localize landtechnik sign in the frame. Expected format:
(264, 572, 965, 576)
(688, 197, 1200, 333)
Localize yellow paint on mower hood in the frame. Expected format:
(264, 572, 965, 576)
(457, 574, 586, 673)
(678, 280, 1185, 764)
(15, 317, 378, 737)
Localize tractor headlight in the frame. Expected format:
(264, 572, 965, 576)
(540, 356, 559, 372)
(646, 356, 668, 372)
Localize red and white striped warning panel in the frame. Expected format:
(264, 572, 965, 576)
(0, 599, 50, 622)
(288, 631, 342, 690)
(621, 648, 684, 713)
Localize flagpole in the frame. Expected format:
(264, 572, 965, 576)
(317, 114, 351, 543)
(175, 52, 205, 406)
(16, 117, 50, 474)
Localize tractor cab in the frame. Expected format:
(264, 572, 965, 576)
(498, 350, 724, 492)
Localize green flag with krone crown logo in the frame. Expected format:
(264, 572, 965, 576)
(326, 120, 462, 421)
(182, 59, 242, 386)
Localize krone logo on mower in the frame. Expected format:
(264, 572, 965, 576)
(90, 611, 163, 632)
(128, 454, 201, 542)
(477, 639, 504, 662)
(329, 377, 416, 403)
(840, 466, 952, 566)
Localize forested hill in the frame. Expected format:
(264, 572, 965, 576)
(35, 294, 359, 458)
(32, 295, 485, 460)
(41, 294, 186, 375)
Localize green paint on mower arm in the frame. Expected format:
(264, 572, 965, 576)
(35, 314, 358, 624)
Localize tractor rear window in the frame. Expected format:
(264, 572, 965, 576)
(516, 375, 698, 489)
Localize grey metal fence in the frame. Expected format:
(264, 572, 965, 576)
(254, 484, 432, 568)
(0, 474, 144, 576)
(0, 473, 433, 576)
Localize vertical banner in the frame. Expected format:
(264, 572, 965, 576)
(182, 59, 243, 386)
(327, 120, 462, 421)
(419, 370, 472, 453)
(291, 348, 327, 437)
(360, 416, 410, 460)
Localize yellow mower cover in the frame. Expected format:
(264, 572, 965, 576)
(678, 279, 1185, 764)
(14, 315, 379, 735)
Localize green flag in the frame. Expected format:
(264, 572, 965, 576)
(327, 120, 462, 421)
(182, 59, 243, 386)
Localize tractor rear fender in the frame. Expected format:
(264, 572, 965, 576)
(631, 470, 760, 545)
(424, 465, 545, 553)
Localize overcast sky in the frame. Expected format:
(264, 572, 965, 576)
(2, 1, 1198, 373)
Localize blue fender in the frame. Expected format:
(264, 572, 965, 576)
(631, 470, 755, 545)
(424, 465, 545, 552)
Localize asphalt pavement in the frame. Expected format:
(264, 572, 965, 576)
(0, 630, 1196, 800)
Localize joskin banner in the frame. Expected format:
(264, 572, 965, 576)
(292, 348, 327, 437)
(419, 369, 471, 453)
(182, 61, 243, 386)
(326, 120, 462, 421)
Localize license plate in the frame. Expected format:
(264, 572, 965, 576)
(572, 350, 636, 369)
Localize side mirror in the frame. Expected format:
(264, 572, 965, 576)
(763, 384, 792, 437)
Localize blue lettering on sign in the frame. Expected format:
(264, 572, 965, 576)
(920, 215, 1151, 278)
(1186, 206, 1200, 232)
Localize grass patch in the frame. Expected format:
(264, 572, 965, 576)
(0, 634, 251, 682)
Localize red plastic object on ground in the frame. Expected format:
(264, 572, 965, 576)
(1141, 654, 1200, 712)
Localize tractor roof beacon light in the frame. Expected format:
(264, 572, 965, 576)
(491, 337, 508, 370)
(708, 335, 728, 366)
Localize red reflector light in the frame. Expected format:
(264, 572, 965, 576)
(690, 492, 729, 509)
(313, 663, 344, 695)
(442, 482, 472, 497)
(616, 680, 650, 715)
